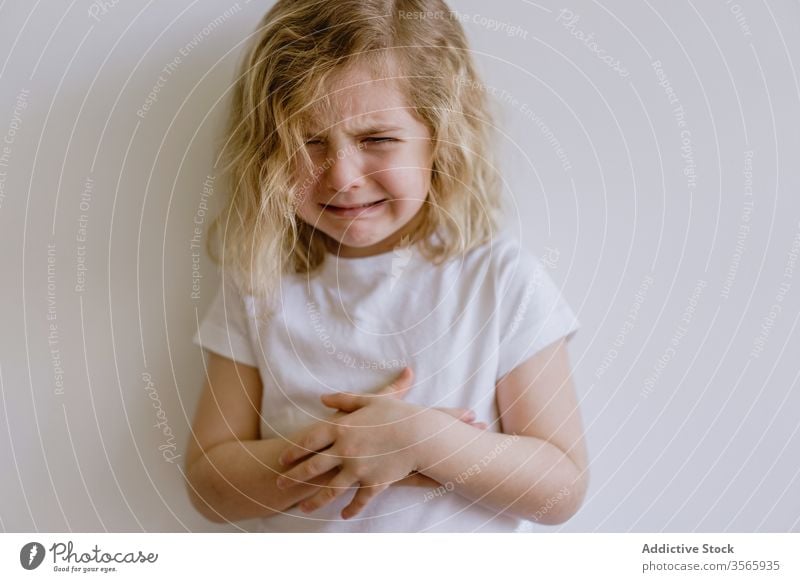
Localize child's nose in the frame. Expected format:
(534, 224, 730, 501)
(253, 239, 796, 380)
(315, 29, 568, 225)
(323, 146, 367, 193)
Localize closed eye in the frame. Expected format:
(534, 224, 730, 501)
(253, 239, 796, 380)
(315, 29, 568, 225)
(363, 137, 397, 145)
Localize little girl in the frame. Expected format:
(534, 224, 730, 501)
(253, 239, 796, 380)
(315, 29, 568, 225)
(186, 0, 588, 532)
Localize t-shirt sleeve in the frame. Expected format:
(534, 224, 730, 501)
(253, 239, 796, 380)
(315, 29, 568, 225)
(191, 273, 259, 367)
(496, 246, 580, 380)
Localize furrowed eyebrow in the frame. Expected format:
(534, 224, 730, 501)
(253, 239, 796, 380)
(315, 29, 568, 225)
(303, 125, 404, 139)
(354, 125, 404, 135)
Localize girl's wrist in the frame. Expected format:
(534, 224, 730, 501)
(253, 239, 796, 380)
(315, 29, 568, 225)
(410, 406, 454, 473)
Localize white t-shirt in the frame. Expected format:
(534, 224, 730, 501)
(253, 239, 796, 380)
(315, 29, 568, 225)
(192, 232, 580, 532)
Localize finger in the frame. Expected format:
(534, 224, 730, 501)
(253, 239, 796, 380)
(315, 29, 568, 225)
(435, 407, 475, 422)
(375, 367, 414, 399)
(471, 421, 488, 430)
(320, 391, 370, 412)
(276, 452, 341, 489)
(322, 368, 416, 411)
(279, 425, 336, 466)
(297, 471, 358, 514)
(342, 482, 391, 519)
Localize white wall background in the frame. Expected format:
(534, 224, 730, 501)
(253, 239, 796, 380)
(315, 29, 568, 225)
(1, 0, 798, 532)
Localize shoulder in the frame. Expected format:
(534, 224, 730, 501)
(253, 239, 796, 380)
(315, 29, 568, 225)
(461, 233, 544, 284)
(217, 269, 274, 324)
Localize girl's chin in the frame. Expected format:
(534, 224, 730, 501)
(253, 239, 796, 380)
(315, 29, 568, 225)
(325, 229, 403, 257)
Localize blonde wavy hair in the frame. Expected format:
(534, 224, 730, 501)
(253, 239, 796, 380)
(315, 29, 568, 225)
(207, 0, 503, 307)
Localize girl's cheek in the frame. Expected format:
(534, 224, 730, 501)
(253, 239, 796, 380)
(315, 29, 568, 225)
(290, 186, 314, 216)
(294, 169, 322, 200)
(390, 168, 428, 195)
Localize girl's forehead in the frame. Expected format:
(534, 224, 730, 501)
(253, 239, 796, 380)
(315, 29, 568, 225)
(301, 75, 417, 134)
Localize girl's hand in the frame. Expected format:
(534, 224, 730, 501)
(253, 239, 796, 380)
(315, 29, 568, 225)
(277, 367, 481, 478)
(275, 368, 430, 518)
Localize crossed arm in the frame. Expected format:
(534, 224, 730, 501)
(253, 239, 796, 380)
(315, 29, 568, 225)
(185, 338, 588, 525)
(183, 354, 472, 522)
